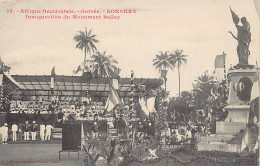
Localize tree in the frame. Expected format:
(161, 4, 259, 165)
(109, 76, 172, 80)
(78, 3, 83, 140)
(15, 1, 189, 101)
(167, 91, 194, 122)
(192, 70, 215, 109)
(153, 51, 172, 72)
(153, 51, 173, 89)
(74, 27, 99, 73)
(170, 49, 188, 97)
(91, 51, 118, 77)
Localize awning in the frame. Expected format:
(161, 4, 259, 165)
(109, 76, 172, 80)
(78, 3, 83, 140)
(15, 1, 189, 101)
(4, 72, 25, 89)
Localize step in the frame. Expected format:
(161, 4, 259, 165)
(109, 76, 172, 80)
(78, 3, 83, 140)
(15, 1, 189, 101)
(53, 128, 62, 133)
(199, 134, 233, 143)
(53, 133, 62, 139)
(198, 142, 241, 153)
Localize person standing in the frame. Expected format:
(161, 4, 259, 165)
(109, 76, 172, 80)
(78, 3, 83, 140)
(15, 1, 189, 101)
(39, 123, 46, 141)
(24, 121, 31, 141)
(146, 122, 154, 139)
(137, 121, 144, 142)
(185, 127, 192, 144)
(2, 123, 8, 144)
(18, 123, 23, 141)
(45, 124, 53, 141)
(92, 121, 99, 139)
(31, 121, 37, 141)
(11, 122, 18, 141)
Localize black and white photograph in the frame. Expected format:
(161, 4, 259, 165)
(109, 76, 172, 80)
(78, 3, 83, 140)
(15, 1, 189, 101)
(0, 0, 259, 165)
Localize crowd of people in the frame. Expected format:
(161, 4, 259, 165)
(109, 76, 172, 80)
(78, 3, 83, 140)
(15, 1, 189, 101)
(162, 122, 207, 145)
(1, 121, 54, 144)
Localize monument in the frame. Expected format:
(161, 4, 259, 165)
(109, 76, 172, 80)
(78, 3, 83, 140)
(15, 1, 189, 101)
(198, 8, 259, 153)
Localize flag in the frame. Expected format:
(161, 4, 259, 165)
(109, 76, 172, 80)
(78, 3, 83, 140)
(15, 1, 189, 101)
(248, 70, 259, 125)
(105, 83, 121, 112)
(253, 140, 259, 152)
(139, 96, 156, 118)
(51, 66, 56, 76)
(147, 97, 156, 113)
(241, 127, 249, 152)
(214, 54, 226, 82)
(230, 7, 239, 24)
(50, 66, 55, 94)
(73, 65, 82, 75)
(2, 65, 11, 73)
(113, 79, 119, 90)
(253, 0, 260, 17)
(139, 97, 150, 117)
(215, 54, 226, 68)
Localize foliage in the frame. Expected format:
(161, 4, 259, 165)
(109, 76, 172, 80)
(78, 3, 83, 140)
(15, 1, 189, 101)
(73, 27, 99, 74)
(169, 49, 188, 97)
(153, 51, 172, 72)
(83, 138, 118, 166)
(192, 70, 215, 109)
(167, 91, 194, 122)
(91, 51, 118, 78)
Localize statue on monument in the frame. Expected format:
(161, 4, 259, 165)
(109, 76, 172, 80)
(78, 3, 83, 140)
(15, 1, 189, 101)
(228, 8, 251, 66)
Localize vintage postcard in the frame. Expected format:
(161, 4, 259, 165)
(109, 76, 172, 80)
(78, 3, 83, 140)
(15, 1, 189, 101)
(0, 0, 259, 165)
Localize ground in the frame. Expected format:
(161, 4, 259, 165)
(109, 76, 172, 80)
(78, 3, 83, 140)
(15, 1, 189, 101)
(0, 144, 83, 166)
(0, 143, 258, 166)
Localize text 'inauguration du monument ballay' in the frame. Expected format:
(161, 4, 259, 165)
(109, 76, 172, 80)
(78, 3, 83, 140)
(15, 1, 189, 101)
(6, 9, 137, 20)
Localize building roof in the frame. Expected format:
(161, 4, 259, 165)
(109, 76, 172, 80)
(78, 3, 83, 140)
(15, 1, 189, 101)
(10, 75, 161, 100)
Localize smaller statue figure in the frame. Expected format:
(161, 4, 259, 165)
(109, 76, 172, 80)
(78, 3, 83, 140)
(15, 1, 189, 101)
(228, 8, 251, 66)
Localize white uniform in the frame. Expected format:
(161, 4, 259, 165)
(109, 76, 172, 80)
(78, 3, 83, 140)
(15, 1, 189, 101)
(2, 126, 8, 143)
(11, 124, 18, 141)
(185, 130, 192, 143)
(45, 125, 53, 140)
(175, 129, 182, 142)
(185, 130, 192, 139)
(40, 124, 45, 141)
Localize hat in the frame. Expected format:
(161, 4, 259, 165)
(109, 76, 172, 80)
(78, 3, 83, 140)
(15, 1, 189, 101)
(32, 121, 36, 123)
(4, 123, 7, 126)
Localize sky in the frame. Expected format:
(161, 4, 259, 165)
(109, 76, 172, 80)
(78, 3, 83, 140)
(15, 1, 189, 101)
(0, 0, 259, 97)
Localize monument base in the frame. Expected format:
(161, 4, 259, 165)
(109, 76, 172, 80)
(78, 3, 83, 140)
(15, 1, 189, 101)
(216, 122, 246, 134)
(224, 105, 250, 123)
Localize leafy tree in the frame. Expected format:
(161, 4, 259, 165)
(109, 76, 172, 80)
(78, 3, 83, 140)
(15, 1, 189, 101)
(167, 91, 194, 122)
(74, 28, 99, 73)
(169, 50, 188, 97)
(153, 51, 173, 89)
(91, 51, 118, 77)
(153, 51, 172, 72)
(192, 70, 215, 109)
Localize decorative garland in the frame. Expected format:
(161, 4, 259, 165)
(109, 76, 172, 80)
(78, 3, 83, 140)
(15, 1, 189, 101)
(119, 152, 257, 166)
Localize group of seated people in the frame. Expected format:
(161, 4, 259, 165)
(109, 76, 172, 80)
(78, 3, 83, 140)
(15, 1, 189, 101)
(1, 121, 54, 144)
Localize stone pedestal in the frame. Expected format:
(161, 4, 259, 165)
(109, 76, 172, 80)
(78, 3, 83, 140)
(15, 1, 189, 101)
(218, 68, 256, 134)
(198, 67, 257, 153)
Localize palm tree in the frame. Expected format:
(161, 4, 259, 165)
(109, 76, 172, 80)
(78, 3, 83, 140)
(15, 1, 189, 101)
(91, 51, 118, 77)
(74, 27, 99, 72)
(153, 51, 172, 89)
(170, 49, 188, 97)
